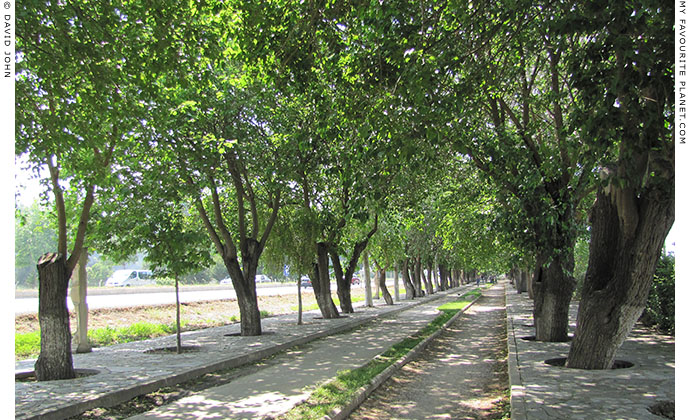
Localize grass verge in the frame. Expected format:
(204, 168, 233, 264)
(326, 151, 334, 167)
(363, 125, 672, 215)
(16, 310, 273, 360)
(278, 289, 481, 420)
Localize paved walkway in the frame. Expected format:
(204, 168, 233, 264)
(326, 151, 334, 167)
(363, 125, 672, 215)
(506, 287, 675, 419)
(349, 282, 507, 420)
(15, 284, 476, 420)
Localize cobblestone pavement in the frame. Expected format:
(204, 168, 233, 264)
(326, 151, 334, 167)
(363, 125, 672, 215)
(15, 284, 475, 420)
(506, 288, 675, 420)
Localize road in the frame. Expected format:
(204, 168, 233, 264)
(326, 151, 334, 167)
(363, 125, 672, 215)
(14, 284, 304, 315)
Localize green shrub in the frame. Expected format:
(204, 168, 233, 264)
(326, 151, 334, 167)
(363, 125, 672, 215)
(643, 253, 674, 334)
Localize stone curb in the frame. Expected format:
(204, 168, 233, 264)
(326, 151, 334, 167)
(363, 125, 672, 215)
(19, 288, 458, 420)
(506, 296, 528, 420)
(320, 289, 485, 420)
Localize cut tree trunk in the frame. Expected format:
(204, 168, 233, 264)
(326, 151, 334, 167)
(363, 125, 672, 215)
(532, 252, 576, 342)
(378, 269, 394, 305)
(566, 186, 674, 369)
(35, 253, 75, 381)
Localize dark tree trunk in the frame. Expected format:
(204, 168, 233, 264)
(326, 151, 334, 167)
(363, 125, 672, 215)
(311, 242, 339, 318)
(330, 248, 354, 313)
(35, 253, 75, 381)
(516, 269, 528, 294)
(378, 269, 394, 305)
(567, 186, 674, 369)
(532, 251, 576, 342)
(224, 239, 263, 336)
(413, 257, 424, 297)
(401, 259, 416, 299)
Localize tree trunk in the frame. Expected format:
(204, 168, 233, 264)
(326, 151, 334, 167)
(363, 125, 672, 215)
(69, 247, 91, 353)
(175, 276, 182, 354)
(363, 252, 373, 307)
(424, 262, 434, 295)
(35, 253, 75, 381)
(394, 263, 400, 302)
(312, 242, 340, 318)
(516, 269, 528, 293)
(532, 252, 576, 342)
(378, 269, 394, 305)
(413, 257, 424, 296)
(223, 241, 263, 336)
(567, 186, 674, 369)
(330, 248, 354, 314)
(402, 258, 416, 299)
(296, 276, 303, 325)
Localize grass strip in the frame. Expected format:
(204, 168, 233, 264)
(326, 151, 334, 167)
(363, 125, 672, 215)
(15, 310, 274, 360)
(278, 289, 481, 420)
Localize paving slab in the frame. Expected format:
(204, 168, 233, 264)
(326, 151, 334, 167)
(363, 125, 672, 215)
(125, 286, 476, 420)
(506, 287, 675, 420)
(15, 285, 474, 420)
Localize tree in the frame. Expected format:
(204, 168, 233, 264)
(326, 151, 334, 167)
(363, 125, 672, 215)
(16, 0, 147, 380)
(565, 0, 674, 369)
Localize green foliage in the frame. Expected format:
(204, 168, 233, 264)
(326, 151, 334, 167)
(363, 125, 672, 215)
(643, 254, 675, 334)
(14, 202, 57, 288)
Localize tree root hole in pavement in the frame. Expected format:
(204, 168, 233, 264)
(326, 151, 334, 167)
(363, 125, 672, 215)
(543, 357, 634, 369)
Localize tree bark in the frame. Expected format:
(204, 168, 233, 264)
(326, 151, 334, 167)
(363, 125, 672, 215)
(296, 276, 303, 325)
(394, 263, 400, 302)
(378, 269, 394, 305)
(175, 276, 182, 354)
(35, 253, 75, 381)
(413, 257, 424, 297)
(223, 240, 263, 336)
(363, 251, 373, 307)
(567, 186, 674, 369)
(401, 258, 416, 298)
(424, 261, 434, 295)
(69, 247, 91, 353)
(532, 252, 576, 342)
(311, 242, 340, 318)
(330, 248, 354, 314)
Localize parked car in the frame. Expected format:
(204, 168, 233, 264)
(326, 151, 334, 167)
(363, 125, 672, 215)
(256, 274, 272, 283)
(300, 276, 312, 288)
(351, 277, 361, 285)
(220, 277, 232, 285)
(105, 269, 156, 287)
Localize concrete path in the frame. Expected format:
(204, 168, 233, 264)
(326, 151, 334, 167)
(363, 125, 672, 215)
(506, 288, 675, 419)
(125, 288, 473, 420)
(348, 282, 507, 420)
(15, 284, 476, 420)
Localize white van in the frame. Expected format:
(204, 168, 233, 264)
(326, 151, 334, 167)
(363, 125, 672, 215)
(105, 269, 156, 287)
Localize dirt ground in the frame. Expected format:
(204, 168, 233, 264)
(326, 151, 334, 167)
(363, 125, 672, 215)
(15, 288, 367, 335)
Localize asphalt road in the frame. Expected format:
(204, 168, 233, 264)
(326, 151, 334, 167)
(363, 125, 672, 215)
(14, 283, 305, 315)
